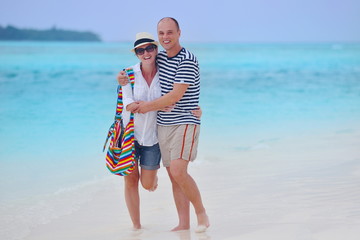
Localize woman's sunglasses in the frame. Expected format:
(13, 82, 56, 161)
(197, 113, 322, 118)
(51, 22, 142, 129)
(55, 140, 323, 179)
(135, 44, 157, 55)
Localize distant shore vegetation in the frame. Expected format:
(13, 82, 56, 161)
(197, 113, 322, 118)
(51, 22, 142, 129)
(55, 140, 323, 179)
(0, 25, 101, 42)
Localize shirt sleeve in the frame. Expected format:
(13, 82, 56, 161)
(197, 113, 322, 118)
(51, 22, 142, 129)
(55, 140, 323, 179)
(122, 83, 135, 108)
(174, 59, 197, 85)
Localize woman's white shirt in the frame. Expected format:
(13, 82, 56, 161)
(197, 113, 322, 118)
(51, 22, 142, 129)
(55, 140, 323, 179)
(122, 63, 161, 146)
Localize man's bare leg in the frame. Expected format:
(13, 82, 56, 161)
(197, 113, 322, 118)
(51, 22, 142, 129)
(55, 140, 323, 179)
(169, 159, 210, 231)
(124, 164, 141, 229)
(166, 167, 190, 231)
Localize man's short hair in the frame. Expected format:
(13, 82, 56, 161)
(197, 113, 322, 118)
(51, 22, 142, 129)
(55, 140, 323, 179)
(158, 17, 180, 30)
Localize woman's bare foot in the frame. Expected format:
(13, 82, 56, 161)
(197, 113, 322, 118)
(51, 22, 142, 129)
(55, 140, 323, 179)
(149, 183, 158, 192)
(149, 176, 158, 192)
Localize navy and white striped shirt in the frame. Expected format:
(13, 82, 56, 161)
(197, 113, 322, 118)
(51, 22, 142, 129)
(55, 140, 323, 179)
(157, 48, 200, 126)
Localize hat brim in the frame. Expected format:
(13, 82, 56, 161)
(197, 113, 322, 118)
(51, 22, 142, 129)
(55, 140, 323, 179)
(131, 41, 159, 52)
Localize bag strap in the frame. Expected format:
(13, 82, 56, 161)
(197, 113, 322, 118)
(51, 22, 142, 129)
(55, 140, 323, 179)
(103, 68, 135, 151)
(114, 68, 135, 121)
(125, 68, 135, 90)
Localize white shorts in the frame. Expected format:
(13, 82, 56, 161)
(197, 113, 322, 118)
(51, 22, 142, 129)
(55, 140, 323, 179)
(158, 124, 200, 167)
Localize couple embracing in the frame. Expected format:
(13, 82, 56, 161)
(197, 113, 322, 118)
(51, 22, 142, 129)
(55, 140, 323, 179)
(115, 17, 209, 233)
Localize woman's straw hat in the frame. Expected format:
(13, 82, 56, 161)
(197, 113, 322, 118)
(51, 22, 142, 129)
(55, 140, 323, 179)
(131, 32, 159, 52)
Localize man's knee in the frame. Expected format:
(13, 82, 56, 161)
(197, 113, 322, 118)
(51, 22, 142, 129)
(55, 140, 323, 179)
(169, 159, 188, 181)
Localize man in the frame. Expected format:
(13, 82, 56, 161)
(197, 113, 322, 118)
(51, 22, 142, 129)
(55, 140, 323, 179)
(119, 17, 209, 232)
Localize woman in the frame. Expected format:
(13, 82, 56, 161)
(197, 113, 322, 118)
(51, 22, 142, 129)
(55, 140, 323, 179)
(118, 32, 201, 230)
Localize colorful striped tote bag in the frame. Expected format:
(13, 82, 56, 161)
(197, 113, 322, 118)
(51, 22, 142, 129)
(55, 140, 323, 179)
(103, 68, 136, 176)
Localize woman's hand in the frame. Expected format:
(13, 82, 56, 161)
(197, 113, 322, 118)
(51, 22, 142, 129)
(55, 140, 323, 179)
(191, 106, 202, 119)
(117, 71, 128, 86)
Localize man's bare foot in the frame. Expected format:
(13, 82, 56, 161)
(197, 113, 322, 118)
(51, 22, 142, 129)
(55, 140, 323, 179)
(171, 225, 190, 231)
(132, 224, 142, 231)
(195, 212, 210, 233)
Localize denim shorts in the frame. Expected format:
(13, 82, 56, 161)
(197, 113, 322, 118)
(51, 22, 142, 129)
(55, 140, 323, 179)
(135, 141, 161, 170)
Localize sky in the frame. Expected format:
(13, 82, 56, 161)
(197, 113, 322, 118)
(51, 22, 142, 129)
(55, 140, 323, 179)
(1, 0, 360, 42)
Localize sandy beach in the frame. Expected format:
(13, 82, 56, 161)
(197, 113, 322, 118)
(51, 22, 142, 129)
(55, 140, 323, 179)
(17, 128, 360, 240)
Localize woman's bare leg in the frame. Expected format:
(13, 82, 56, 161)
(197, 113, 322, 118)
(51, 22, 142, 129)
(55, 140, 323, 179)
(124, 163, 141, 229)
(140, 169, 158, 191)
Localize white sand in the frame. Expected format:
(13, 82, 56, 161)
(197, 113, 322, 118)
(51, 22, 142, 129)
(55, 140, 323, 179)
(21, 129, 360, 240)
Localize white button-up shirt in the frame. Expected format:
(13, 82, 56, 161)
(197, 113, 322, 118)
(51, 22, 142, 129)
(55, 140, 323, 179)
(122, 63, 161, 146)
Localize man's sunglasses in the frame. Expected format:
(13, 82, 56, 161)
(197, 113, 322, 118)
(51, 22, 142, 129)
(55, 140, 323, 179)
(135, 44, 157, 55)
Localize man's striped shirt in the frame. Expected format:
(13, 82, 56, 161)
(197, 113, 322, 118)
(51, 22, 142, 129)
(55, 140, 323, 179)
(157, 48, 200, 126)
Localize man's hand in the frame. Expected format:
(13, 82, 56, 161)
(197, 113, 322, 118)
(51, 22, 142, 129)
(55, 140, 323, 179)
(117, 71, 128, 86)
(161, 104, 175, 112)
(136, 101, 150, 114)
(126, 102, 140, 113)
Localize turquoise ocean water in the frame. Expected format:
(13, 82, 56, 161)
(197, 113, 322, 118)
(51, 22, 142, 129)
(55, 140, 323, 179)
(1, 41, 360, 238)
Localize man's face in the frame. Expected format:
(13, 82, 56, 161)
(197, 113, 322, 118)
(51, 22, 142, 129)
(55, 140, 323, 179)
(157, 19, 181, 51)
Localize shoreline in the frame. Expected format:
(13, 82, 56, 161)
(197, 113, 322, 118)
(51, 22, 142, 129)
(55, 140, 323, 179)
(5, 128, 356, 240)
